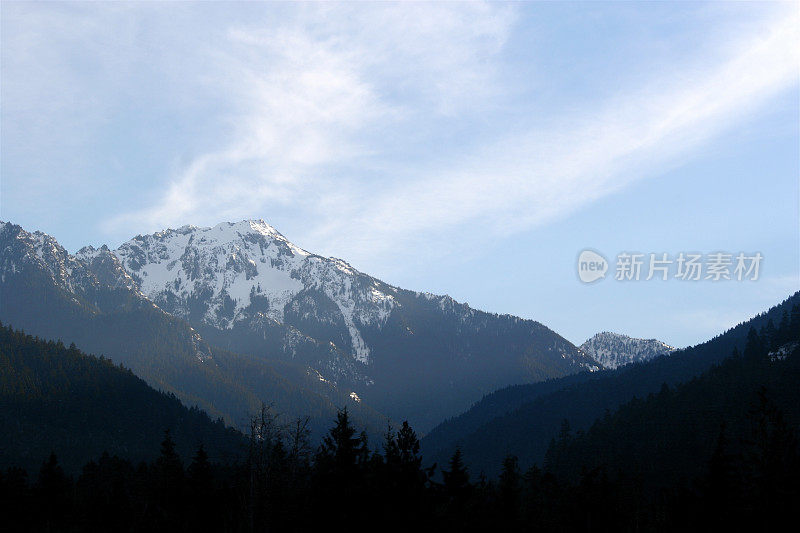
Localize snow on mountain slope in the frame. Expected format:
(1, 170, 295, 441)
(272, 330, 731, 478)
(1, 223, 93, 292)
(0, 222, 216, 364)
(0, 221, 390, 437)
(580, 332, 675, 369)
(105, 220, 396, 364)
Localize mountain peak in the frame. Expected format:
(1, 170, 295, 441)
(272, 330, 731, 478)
(580, 331, 675, 369)
(213, 219, 278, 236)
(110, 218, 391, 363)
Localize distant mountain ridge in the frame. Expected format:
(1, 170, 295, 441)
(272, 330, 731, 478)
(421, 292, 800, 477)
(546, 307, 800, 502)
(0, 220, 598, 431)
(580, 331, 675, 369)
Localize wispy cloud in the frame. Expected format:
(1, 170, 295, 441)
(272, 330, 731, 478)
(304, 5, 799, 261)
(104, 2, 516, 236)
(5, 2, 795, 266)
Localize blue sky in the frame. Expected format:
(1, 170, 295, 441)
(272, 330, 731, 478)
(1, 1, 798, 348)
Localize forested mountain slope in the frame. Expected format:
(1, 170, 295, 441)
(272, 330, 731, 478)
(0, 324, 245, 474)
(422, 292, 800, 477)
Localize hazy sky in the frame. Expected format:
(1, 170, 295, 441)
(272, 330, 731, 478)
(2, 1, 798, 348)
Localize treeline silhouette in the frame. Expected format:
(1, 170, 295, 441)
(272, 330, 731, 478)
(4, 327, 799, 533)
(2, 306, 798, 531)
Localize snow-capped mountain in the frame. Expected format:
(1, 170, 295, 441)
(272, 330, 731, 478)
(84, 220, 395, 366)
(0, 221, 147, 315)
(580, 332, 675, 369)
(1, 220, 105, 296)
(1, 219, 600, 431)
(0, 221, 387, 438)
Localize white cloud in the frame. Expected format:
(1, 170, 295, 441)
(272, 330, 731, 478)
(303, 5, 799, 262)
(104, 2, 516, 235)
(5, 2, 795, 265)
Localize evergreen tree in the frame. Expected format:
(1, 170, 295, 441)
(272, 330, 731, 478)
(702, 423, 737, 530)
(76, 452, 134, 531)
(498, 455, 522, 526)
(790, 304, 800, 335)
(744, 389, 800, 527)
(442, 447, 471, 513)
(35, 453, 72, 530)
(743, 328, 765, 361)
(397, 420, 423, 469)
(382, 423, 400, 467)
(761, 319, 777, 351)
(318, 407, 367, 474)
(313, 407, 369, 526)
(777, 310, 790, 345)
(186, 444, 218, 530)
(151, 431, 184, 528)
(187, 445, 212, 488)
(0, 467, 31, 531)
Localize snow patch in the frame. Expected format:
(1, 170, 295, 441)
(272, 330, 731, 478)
(112, 219, 398, 363)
